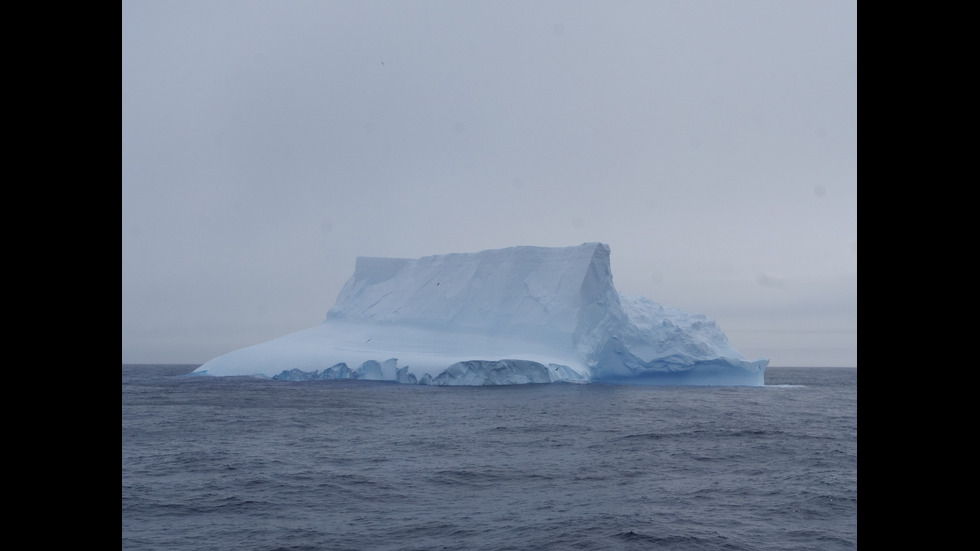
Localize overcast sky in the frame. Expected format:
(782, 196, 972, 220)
(122, 0, 857, 367)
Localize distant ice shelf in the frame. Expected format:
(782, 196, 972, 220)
(194, 243, 767, 386)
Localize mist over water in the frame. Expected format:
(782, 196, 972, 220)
(122, 366, 856, 550)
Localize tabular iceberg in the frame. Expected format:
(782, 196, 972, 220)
(194, 243, 768, 386)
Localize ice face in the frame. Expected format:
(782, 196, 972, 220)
(326, 243, 610, 349)
(194, 243, 768, 386)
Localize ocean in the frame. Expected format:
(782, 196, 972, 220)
(122, 365, 857, 550)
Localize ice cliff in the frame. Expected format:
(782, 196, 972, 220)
(194, 243, 768, 385)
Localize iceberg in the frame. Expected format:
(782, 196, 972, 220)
(194, 243, 768, 385)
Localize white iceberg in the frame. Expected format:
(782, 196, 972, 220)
(194, 243, 767, 385)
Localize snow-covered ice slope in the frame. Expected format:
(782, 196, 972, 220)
(194, 243, 767, 385)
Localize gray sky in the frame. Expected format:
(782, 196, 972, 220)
(122, 0, 857, 367)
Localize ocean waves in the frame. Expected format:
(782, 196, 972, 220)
(123, 366, 856, 551)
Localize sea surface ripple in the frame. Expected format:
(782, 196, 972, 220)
(122, 366, 857, 550)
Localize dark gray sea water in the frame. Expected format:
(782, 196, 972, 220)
(122, 365, 857, 550)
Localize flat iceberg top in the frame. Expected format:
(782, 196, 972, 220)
(327, 242, 608, 343)
(196, 243, 768, 386)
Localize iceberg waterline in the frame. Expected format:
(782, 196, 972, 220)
(194, 243, 768, 386)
